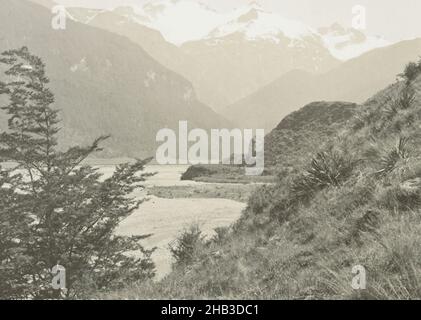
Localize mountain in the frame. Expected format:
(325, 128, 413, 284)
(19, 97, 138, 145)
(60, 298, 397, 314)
(139, 0, 229, 45)
(178, 3, 339, 111)
(225, 38, 421, 131)
(67, 1, 340, 112)
(28, 0, 54, 8)
(63, 1, 395, 114)
(99, 59, 421, 300)
(134, 0, 388, 58)
(33, 0, 402, 120)
(181, 101, 358, 182)
(0, 0, 230, 158)
(206, 3, 317, 41)
(264, 101, 358, 168)
(65, 6, 190, 89)
(319, 23, 390, 61)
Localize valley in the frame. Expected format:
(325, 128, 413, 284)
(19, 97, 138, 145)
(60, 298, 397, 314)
(1, 0, 421, 301)
(110, 164, 250, 279)
(62, 1, 390, 113)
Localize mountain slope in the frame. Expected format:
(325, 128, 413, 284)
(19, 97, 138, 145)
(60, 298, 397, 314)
(57, 1, 396, 114)
(0, 0, 229, 158)
(177, 4, 339, 110)
(139, 0, 228, 45)
(179, 27, 338, 111)
(264, 101, 358, 168)
(225, 38, 421, 131)
(66, 6, 190, 80)
(28, 0, 54, 8)
(136, 0, 389, 59)
(66, 2, 340, 112)
(178, 101, 358, 182)
(99, 61, 421, 300)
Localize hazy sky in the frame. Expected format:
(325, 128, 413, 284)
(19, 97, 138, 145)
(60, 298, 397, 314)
(56, 0, 421, 41)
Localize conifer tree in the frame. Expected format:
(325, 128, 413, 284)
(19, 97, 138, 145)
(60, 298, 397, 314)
(0, 47, 155, 299)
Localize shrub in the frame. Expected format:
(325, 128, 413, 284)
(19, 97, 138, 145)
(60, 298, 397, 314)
(211, 227, 231, 244)
(399, 61, 421, 83)
(169, 224, 206, 268)
(352, 108, 379, 131)
(247, 185, 274, 215)
(0, 48, 155, 299)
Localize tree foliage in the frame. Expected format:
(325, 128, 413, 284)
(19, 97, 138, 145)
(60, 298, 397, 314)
(0, 47, 155, 299)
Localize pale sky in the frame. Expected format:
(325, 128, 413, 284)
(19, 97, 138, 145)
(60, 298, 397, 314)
(55, 0, 421, 41)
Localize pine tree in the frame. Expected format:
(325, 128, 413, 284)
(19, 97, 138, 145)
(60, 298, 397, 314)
(0, 47, 155, 299)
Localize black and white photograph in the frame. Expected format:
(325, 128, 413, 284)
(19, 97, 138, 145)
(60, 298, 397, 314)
(0, 0, 421, 306)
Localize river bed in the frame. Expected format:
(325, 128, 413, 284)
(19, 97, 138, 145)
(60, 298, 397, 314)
(98, 165, 247, 279)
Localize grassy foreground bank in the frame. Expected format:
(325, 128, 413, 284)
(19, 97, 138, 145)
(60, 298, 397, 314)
(95, 62, 421, 300)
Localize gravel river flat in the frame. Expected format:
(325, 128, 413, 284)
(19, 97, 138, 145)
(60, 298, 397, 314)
(97, 165, 247, 279)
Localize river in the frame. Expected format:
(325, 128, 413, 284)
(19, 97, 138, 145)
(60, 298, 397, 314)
(96, 165, 246, 279)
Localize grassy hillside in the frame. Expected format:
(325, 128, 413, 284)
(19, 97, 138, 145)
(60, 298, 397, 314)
(96, 60, 421, 300)
(180, 101, 357, 182)
(264, 101, 358, 168)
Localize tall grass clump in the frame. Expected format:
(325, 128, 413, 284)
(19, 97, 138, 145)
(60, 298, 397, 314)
(291, 148, 359, 200)
(375, 137, 411, 177)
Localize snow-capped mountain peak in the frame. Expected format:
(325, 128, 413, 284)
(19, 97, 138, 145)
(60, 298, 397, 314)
(234, 1, 264, 14)
(207, 5, 317, 42)
(110, 6, 150, 25)
(135, 0, 229, 45)
(130, 0, 318, 45)
(67, 0, 393, 62)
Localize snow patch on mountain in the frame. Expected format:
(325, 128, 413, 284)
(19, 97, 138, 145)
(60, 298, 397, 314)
(111, 6, 150, 25)
(66, 0, 393, 61)
(133, 0, 231, 45)
(207, 5, 317, 43)
(132, 0, 388, 60)
(133, 0, 319, 45)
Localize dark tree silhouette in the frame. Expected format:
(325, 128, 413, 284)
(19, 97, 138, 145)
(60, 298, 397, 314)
(0, 47, 155, 299)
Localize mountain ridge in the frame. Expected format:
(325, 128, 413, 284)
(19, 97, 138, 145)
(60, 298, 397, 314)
(62, 1, 394, 112)
(0, 0, 230, 158)
(67, 2, 342, 111)
(225, 37, 421, 131)
(98, 60, 421, 301)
